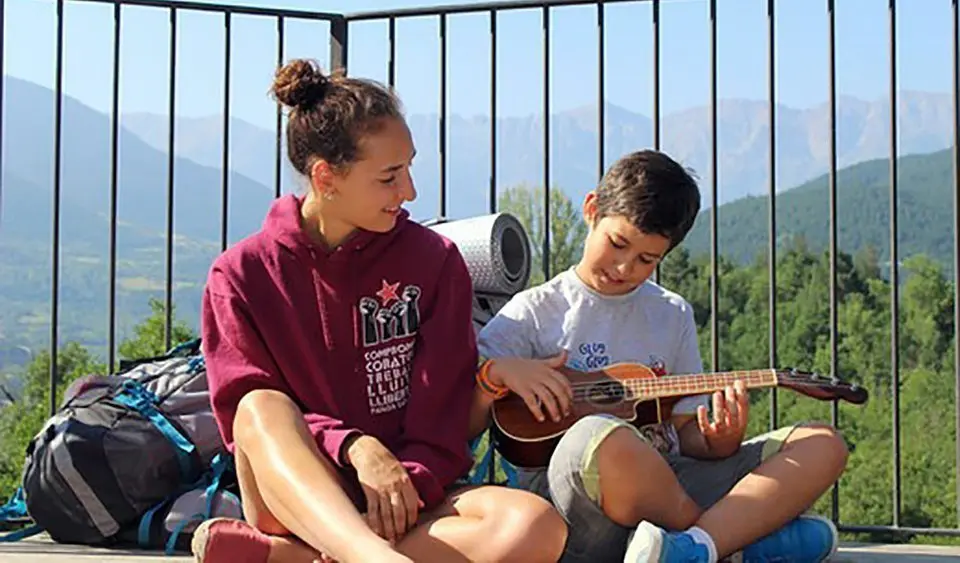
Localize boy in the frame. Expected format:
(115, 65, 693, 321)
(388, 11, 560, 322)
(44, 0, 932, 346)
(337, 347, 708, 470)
(468, 150, 849, 563)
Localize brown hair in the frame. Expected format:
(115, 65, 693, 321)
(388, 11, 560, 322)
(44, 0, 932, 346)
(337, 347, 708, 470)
(593, 150, 701, 250)
(270, 58, 403, 176)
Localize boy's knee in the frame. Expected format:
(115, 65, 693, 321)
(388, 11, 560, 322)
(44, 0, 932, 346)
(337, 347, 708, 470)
(787, 423, 849, 474)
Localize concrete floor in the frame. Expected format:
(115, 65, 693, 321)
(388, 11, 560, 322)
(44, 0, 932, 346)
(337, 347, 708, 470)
(2, 535, 960, 562)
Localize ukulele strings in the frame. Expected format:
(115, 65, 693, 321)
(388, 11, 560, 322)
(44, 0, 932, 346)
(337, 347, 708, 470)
(563, 372, 777, 402)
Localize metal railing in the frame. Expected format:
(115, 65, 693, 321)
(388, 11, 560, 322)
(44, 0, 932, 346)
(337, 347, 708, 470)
(1, 0, 958, 542)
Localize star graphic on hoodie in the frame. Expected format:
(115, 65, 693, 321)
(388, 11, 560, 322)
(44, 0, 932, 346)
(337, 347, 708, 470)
(376, 279, 401, 306)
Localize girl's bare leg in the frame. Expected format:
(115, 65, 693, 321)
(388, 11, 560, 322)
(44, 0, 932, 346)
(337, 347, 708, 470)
(233, 389, 567, 563)
(395, 485, 567, 563)
(232, 389, 408, 563)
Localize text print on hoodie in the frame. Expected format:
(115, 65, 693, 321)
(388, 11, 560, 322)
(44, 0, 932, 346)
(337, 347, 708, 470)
(201, 194, 479, 509)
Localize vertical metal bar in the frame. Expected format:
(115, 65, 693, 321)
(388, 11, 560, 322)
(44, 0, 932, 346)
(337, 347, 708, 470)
(597, 1, 604, 182)
(489, 9, 497, 214)
(50, 0, 65, 415)
(953, 0, 960, 529)
(388, 17, 396, 87)
(274, 16, 284, 200)
(221, 11, 231, 252)
(889, 0, 902, 528)
(827, 0, 841, 523)
(439, 13, 447, 219)
(652, 0, 660, 151)
(542, 5, 551, 280)
(330, 15, 348, 74)
(767, 0, 777, 430)
(107, 3, 121, 372)
(0, 0, 4, 224)
(164, 8, 177, 350)
(709, 0, 719, 372)
(652, 0, 660, 284)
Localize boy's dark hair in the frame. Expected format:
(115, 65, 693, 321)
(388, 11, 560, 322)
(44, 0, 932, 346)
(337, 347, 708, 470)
(593, 150, 701, 249)
(270, 58, 403, 176)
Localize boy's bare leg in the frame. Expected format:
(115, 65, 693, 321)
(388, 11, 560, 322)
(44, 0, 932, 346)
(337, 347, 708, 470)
(596, 427, 703, 531)
(228, 389, 567, 563)
(693, 423, 849, 557)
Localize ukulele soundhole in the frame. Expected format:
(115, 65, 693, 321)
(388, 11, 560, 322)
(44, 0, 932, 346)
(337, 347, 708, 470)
(586, 381, 627, 405)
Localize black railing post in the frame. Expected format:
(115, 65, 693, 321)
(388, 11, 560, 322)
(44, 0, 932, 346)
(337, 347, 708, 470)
(330, 15, 348, 73)
(0, 0, 5, 228)
(953, 0, 960, 530)
(767, 0, 778, 431)
(439, 13, 448, 220)
(597, 0, 604, 182)
(826, 0, 841, 523)
(709, 0, 719, 373)
(542, 5, 551, 280)
(652, 0, 660, 284)
(388, 17, 396, 87)
(489, 9, 498, 214)
(164, 7, 177, 351)
(50, 0, 65, 416)
(275, 15, 285, 199)
(220, 11, 232, 253)
(107, 2, 122, 373)
(888, 0, 902, 529)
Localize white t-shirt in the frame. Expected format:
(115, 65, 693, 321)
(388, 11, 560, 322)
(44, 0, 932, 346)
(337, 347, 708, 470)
(477, 267, 709, 458)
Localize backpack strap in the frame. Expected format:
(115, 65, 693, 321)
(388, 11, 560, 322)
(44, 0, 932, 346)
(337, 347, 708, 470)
(0, 488, 44, 542)
(113, 380, 197, 480)
(136, 453, 238, 555)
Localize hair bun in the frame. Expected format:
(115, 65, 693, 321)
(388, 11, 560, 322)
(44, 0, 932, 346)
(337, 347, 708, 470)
(271, 58, 330, 109)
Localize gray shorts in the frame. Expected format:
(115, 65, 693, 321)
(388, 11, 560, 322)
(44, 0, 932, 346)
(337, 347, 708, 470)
(520, 414, 797, 563)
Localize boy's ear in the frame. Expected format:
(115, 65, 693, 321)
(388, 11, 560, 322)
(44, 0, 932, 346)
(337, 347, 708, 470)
(582, 191, 598, 226)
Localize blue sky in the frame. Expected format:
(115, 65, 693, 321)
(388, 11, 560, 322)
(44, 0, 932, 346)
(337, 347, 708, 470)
(3, 0, 955, 131)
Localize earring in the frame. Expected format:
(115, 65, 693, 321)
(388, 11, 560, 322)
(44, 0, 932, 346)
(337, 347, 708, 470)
(322, 191, 335, 201)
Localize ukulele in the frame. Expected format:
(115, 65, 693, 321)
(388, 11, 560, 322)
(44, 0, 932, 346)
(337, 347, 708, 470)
(490, 363, 869, 468)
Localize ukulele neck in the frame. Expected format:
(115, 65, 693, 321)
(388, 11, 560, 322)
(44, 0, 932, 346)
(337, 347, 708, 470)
(624, 369, 778, 401)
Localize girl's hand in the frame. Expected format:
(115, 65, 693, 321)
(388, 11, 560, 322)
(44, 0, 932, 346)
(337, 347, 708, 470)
(489, 351, 573, 422)
(346, 435, 423, 544)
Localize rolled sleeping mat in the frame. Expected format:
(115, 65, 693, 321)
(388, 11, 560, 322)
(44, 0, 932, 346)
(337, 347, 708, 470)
(427, 212, 532, 296)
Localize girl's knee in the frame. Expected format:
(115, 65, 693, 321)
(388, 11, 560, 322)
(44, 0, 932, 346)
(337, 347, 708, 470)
(234, 389, 298, 443)
(483, 490, 567, 562)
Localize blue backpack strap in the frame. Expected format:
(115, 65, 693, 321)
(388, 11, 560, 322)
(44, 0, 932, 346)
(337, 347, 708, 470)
(163, 454, 235, 555)
(113, 380, 197, 479)
(0, 488, 44, 542)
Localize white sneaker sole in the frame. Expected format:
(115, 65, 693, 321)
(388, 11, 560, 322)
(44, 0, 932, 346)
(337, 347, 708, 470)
(624, 521, 665, 563)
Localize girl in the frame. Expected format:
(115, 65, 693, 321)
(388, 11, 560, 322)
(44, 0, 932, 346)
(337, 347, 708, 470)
(193, 58, 567, 563)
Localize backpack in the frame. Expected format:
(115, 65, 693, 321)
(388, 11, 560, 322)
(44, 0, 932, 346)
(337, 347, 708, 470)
(0, 338, 242, 553)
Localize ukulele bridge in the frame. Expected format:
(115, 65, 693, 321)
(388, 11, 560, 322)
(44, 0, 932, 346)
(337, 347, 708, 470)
(585, 380, 629, 405)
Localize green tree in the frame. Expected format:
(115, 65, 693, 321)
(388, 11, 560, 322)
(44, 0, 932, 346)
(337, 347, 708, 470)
(497, 184, 588, 286)
(117, 297, 197, 361)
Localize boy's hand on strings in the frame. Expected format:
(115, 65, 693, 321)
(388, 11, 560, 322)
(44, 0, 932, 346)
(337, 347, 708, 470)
(489, 352, 573, 422)
(346, 435, 423, 545)
(697, 379, 749, 444)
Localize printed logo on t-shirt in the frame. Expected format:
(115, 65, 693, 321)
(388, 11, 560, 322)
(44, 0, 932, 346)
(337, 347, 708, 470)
(358, 279, 422, 416)
(569, 341, 610, 371)
(647, 354, 668, 376)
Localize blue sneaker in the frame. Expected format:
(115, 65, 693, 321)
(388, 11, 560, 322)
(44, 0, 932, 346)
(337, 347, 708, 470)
(730, 515, 839, 563)
(624, 521, 710, 562)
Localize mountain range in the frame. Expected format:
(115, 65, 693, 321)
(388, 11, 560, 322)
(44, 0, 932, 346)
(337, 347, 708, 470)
(1, 74, 957, 370)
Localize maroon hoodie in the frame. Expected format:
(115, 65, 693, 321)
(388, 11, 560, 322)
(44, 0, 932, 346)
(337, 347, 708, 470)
(201, 194, 478, 509)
